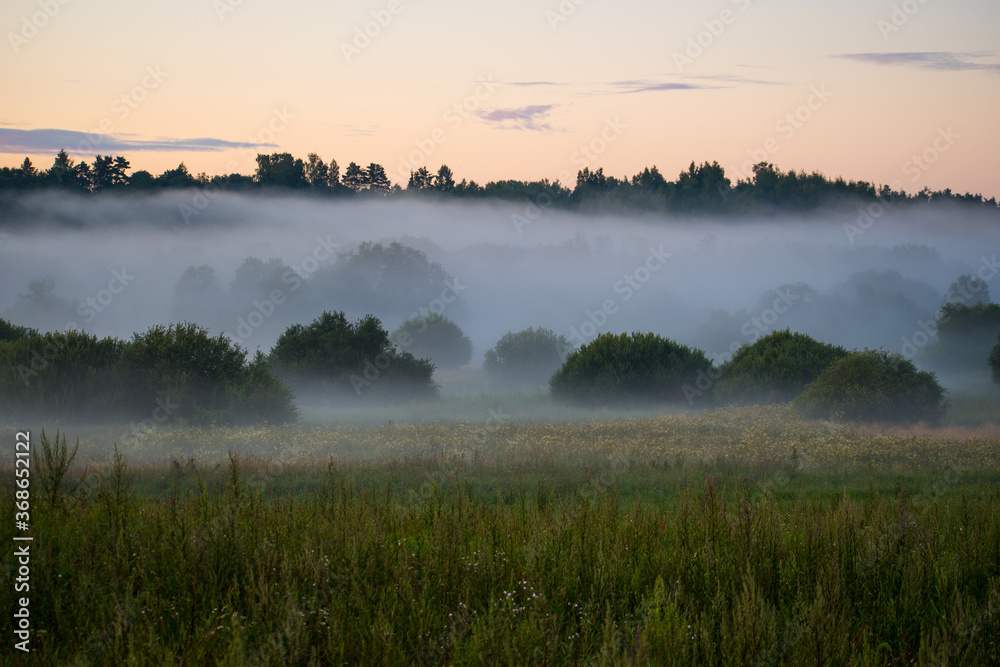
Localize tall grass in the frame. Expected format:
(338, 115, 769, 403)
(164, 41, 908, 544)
(2, 408, 999, 664)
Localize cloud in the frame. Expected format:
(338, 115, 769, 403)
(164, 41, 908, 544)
(321, 123, 378, 138)
(506, 81, 562, 87)
(501, 74, 781, 96)
(687, 73, 786, 86)
(611, 80, 712, 94)
(835, 51, 1000, 73)
(476, 105, 556, 131)
(0, 128, 278, 155)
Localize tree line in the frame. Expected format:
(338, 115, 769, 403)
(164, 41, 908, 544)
(1, 150, 997, 214)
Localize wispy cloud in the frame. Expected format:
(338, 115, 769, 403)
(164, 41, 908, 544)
(502, 74, 781, 96)
(835, 51, 1000, 72)
(506, 81, 562, 87)
(476, 105, 557, 131)
(686, 73, 786, 86)
(0, 128, 278, 154)
(321, 123, 378, 138)
(611, 80, 713, 94)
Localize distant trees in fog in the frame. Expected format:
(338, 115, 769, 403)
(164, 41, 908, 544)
(3, 151, 998, 213)
(167, 241, 466, 346)
(483, 327, 570, 389)
(922, 302, 1000, 376)
(391, 313, 472, 371)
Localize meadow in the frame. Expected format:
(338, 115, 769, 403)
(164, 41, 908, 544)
(2, 405, 1000, 665)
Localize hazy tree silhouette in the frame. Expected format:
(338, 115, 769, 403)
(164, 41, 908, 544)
(3, 277, 75, 333)
(305, 153, 329, 188)
(367, 163, 391, 194)
(171, 266, 226, 325)
(408, 166, 433, 191)
(254, 153, 307, 188)
(945, 274, 991, 306)
(315, 242, 461, 323)
(342, 162, 367, 192)
(435, 165, 455, 192)
(392, 313, 472, 370)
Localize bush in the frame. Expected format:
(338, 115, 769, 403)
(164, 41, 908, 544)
(0, 323, 297, 425)
(0, 330, 127, 420)
(794, 349, 946, 424)
(270, 311, 437, 401)
(120, 322, 297, 425)
(550, 332, 713, 406)
(714, 330, 847, 405)
(0, 317, 36, 343)
(484, 327, 570, 388)
(392, 313, 472, 370)
(990, 335, 1000, 384)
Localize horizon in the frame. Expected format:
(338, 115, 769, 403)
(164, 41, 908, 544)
(2, 0, 998, 199)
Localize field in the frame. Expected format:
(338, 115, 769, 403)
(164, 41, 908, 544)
(3, 405, 1000, 665)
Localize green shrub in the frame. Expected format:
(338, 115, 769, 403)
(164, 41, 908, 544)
(484, 327, 570, 388)
(794, 349, 946, 424)
(0, 330, 127, 420)
(119, 323, 248, 420)
(714, 330, 847, 405)
(270, 311, 437, 401)
(0, 323, 297, 425)
(119, 322, 296, 425)
(0, 317, 36, 343)
(550, 332, 713, 406)
(392, 313, 472, 370)
(224, 351, 298, 424)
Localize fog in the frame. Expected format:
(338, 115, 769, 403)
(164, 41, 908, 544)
(1, 191, 998, 393)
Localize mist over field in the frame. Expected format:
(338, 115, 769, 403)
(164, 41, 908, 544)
(1, 191, 997, 392)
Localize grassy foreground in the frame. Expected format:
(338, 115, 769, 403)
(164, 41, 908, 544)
(2, 407, 1000, 665)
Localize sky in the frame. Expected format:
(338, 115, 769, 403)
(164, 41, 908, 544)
(2, 0, 998, 197)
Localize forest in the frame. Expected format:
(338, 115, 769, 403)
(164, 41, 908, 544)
(1, 149, 998, 218)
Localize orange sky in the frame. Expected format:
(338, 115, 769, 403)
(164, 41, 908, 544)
(2, 0, 999, 197)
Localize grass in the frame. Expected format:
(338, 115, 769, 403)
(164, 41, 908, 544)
(2, 406, 999, 664)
